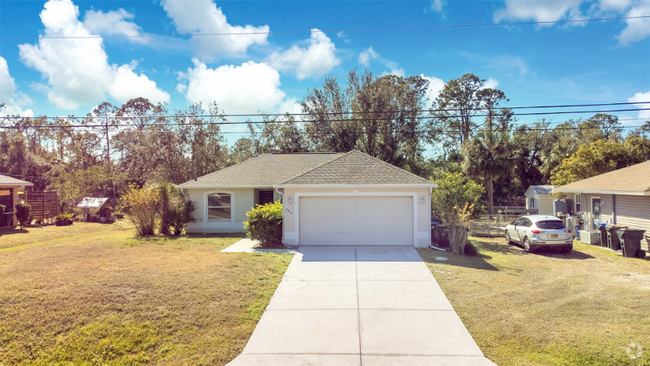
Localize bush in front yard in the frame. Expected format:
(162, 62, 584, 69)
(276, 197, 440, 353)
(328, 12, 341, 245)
(54, 213, 74, 226)
(121, 185, 160, 236)
(244, 201, 283, 248)
(15, 203, 31, 228)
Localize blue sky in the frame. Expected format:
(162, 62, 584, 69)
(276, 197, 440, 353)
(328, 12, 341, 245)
(1, 0, 649, 135)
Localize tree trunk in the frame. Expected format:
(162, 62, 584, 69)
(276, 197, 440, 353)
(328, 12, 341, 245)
(488, 175, 494, 219)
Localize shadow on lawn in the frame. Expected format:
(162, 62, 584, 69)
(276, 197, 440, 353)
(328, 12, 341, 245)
(0, 227, 29, 236)
(419, 248, 499, 271)
(477, 239, 595, 260)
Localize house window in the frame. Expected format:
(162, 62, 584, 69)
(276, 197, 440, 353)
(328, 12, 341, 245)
(529, 198, 536, 209)
(207, 193, 232, 221)
(575, 195, 581, 212)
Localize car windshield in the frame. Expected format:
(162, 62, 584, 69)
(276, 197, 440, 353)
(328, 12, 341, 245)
(536, 220, 565, 230)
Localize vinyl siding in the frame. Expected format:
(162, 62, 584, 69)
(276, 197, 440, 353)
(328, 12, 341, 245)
(615, 195, 650, 252)
(582, 193, 649, 252)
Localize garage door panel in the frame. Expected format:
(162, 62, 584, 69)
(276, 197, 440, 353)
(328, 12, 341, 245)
(299, 196, 413, 246)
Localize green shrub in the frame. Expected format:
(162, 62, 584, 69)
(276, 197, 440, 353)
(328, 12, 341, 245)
(168, 191, 196, 236)
(159, 182, 172, 235)
(244, 201, 283, 248)
(54, 213, 74, 226)
(15, 203, 31, 228)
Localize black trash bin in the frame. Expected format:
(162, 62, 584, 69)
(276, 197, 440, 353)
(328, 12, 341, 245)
(616, 229, 646, 258)
(596, 223, 608, 247)
(606, 225, 626, 251)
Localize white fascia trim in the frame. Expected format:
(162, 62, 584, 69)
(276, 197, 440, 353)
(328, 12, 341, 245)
(275, 183, 437, 189)
(180, 185, 274, 190)
(0, 184, 33, 187)
(293, 191, 420, 247)
(554, 189, 649, 196)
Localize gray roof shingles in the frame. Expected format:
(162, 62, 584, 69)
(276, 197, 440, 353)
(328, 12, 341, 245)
(178, 153, 344, 188)
(554, 160, 650, 193)
(281, 150, 433, 185)
(178, 150, 434, 188)
(0, 174, 33, 186)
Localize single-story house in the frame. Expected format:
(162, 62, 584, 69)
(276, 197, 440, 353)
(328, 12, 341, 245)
(0, 174, 34, 227)
(553, 160, 650, 251)
(178, 150, 437, 248)
(524, 185, 554, 215)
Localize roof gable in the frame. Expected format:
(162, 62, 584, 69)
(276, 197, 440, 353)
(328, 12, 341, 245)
(525, 185, 553, 196)
(178, 153, 343, 188)
(554, 160, 650, 194)
(280, 150, 434, 186)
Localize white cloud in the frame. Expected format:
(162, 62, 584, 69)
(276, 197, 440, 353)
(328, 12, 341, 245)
(494, 0, 585, 23)
(83, 8, 146, 43)
(161, 0, 269, 60)
(179, 59, 287, 114)
(381, 68, 406, 77)
(617, 1, 650, 44)
(267, 29, 340, 80)
(337, 31, 350, 44)
(18, 0, 169, 110)
(0, 57, 34, 117)
(599, 0, 632, 11)
(628, 90, 650, 120)
(358, 46, 379, 67)
(420, 74, 445, 109)
(484, 77, 499, 89)
(430, 0, 446, 13)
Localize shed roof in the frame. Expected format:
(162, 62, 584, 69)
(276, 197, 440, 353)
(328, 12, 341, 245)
(0, 174, 33, 187)
(77, 197, 110, 208)
(554, 160, 650, 195)
(526, 185, 554, 195)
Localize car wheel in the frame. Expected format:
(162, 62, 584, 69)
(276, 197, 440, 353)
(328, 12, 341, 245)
(505, 231, 513, 245)
(523, 237, 535, 253)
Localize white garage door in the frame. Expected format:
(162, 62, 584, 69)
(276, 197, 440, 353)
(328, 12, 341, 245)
(299, 196, 413, 246)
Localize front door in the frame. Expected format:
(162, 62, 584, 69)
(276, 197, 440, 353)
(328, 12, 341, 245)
(258, 190, 274, 206)
(592, 198, 601, 228)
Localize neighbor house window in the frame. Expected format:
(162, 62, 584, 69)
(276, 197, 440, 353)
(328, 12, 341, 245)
(207, 193, 232, 221)
(529, 198, 535, 209)
(575, 195, 581, 212)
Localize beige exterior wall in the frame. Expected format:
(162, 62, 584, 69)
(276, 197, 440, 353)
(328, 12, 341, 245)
(538, 195, 554, 215)
(0, 186, 20, 227)
(280, 187, 432, 248)
(184, 188, 280, 233)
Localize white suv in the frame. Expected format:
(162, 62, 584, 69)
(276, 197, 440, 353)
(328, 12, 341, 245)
(505, 215, 574, 253)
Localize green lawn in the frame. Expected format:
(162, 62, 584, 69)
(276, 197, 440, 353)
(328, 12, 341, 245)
(419, 238, 650, 366)
(0, 221, 292, 365)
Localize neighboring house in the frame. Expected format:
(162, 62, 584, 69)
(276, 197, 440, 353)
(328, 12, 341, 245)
(0, 174, 33, 227)
(524, 185, 554, 215)
(553, 161, 650, 251)
(178, 150, 437, 248)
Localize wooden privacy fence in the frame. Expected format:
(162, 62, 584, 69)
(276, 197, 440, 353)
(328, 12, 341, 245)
(26, 191, 59, 223)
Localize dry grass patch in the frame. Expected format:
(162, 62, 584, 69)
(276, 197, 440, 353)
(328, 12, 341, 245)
(0, 222, 292, 365)
(419, 238, 650, 366)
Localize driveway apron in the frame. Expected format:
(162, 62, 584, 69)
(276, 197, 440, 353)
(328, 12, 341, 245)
(227, 246, 496, 366)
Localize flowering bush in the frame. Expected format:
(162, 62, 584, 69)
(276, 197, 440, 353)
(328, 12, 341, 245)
(121, 185, 160, 236)
(54, 213, 74, 226)
(244, 201, 283, 248)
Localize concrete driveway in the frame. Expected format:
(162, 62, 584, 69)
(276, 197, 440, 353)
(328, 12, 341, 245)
(228, 246, 496, 366)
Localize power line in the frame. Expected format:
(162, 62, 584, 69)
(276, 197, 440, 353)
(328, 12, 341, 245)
(2, 15, 649, 40)
(1, 107, 648, 129)
(1, 100, 649, 122)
